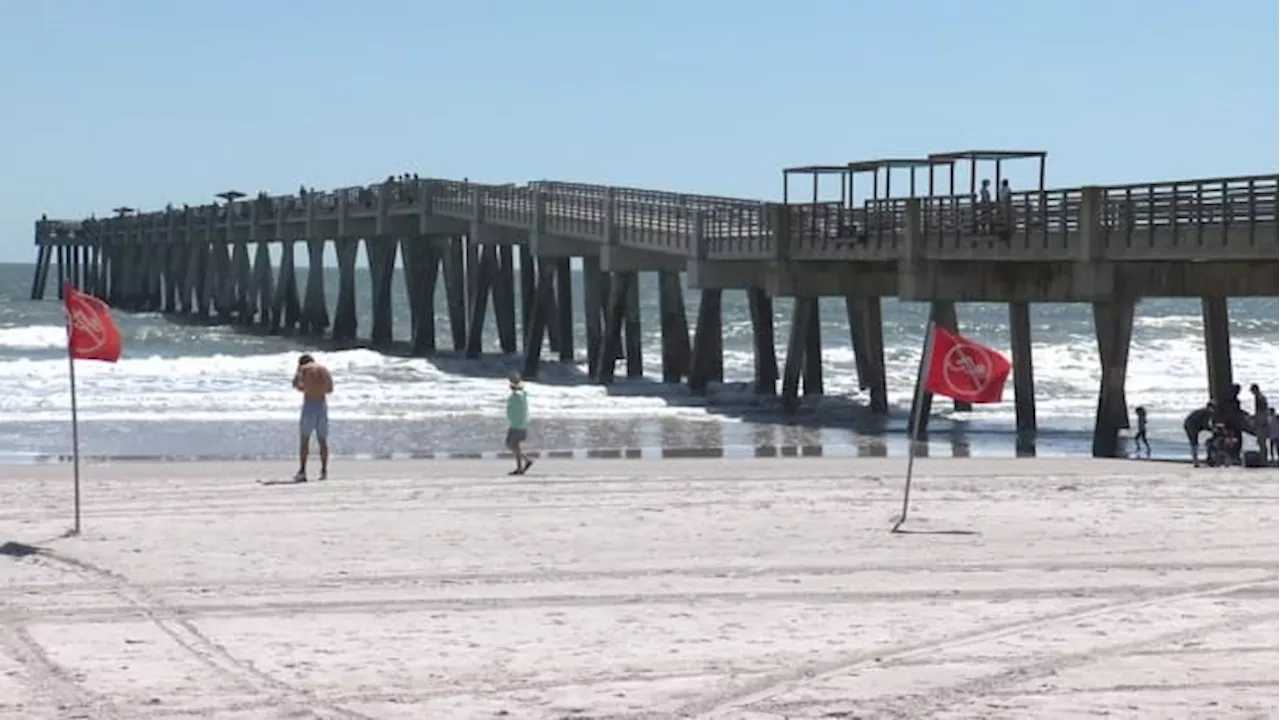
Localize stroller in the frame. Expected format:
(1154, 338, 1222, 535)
(1204, 423, 1240, 467)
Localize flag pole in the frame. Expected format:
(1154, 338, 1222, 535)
(64, 288, 83, 536)
(893, 319, 937, 533)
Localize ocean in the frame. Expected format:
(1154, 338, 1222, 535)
(0, 261, 1275, 463)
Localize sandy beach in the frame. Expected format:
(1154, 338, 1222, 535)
(0, 457, 1275, 719)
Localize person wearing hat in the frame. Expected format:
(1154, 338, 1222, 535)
(505, 373, 534, 475)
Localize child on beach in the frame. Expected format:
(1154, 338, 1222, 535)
(506, 373, 534, 476)
(1133, 406, 1150, 458)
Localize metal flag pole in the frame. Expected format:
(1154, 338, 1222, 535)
(893, 319, 937, 533)
(64, 287, 83, 536)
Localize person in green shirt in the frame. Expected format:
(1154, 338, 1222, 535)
(505, 373, 534, 475)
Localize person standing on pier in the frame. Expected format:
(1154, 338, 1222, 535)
(293, 354, 333, 482)
(506, 373, 534, 476)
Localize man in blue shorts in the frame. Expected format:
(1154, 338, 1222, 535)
(293, 354, 333, 481)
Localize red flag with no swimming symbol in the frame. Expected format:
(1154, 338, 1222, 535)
(924, 326, 1011, 404)
(63, 282, 123, 363)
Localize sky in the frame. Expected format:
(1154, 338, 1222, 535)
(0, 0, 1276, 263)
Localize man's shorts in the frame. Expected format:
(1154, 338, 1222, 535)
(505, 428, 527, 450)
(300, 401, 329, 441)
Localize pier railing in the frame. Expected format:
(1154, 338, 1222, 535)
(38, 174, 1277, 264)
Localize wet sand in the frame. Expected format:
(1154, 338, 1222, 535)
(1, 457, 1276, 719)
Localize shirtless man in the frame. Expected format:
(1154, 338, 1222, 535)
(292, 354, 333, 481)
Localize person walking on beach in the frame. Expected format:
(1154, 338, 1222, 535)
(293, 354, 333, 482)
(505, 373, 534, 476)
(1132, 406, 1150, 458)
(1183, 401, 1215, 467)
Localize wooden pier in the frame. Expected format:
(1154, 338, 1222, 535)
(29, 150, 1279, 457)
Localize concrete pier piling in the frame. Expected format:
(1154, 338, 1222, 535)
(29, 157, 1277, 456)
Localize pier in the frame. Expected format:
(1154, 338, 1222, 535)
(29, 150, 1279, 457)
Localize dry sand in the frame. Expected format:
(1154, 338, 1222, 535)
(0, 457, 1275, 720)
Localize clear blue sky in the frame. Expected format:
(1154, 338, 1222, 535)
(1, 0, 1276, 262)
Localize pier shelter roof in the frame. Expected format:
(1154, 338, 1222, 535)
(926, 149, 1048, 194)
(782, 157, 954, 204)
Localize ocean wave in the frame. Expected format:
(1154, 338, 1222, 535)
(0, 324, 65, 350)
(0, 323, 1275, 428)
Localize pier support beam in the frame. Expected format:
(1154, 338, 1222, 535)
(274, 241, 301, 334)
(582, 255, 605, 376)
(1009, 301, 1037, 448)
(555, 257, 574, 363)
(252, 241, 275, 329)
(657, 271, 691, 383)
(623, 272, 643, 378)
(301, 239, 330, 337)
(493, 245, 518, 354)
(30, 246, 53, 300)
(519, 246, 535, 347)
(400, 238, 440, 356)
(182, 241, 202, 315)
(688, 289, 723, 394)
(331, 239, 359, 343)
(594, 271, 634, 385)
(748, 289, 778, 395)
(780, 297, 817, 412)
(1091, 300, 1136, 458)
(465, 244, 499, 359)
(231, 241, 253, 324)
(803, 298, 823, 397)
(521, 260, 557, 380)
(847, 296, 888, 413)
(443, 237, 468, 352)
(1201, 296, 1234, 407)
(366, 237, 398, 347)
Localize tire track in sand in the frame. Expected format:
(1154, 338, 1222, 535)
(678, 574, 1278, 718)
(30, 548, 373, 720)
(0, 623, 122, 720)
